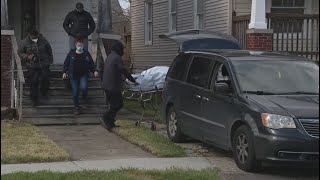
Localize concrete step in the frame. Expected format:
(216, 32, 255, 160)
(23, 78, 101, 87)
(23, 96, 106, 106)
(23, 105, 107, 116)
(23, 110, 141, 126)
(23, 87, 104, 96)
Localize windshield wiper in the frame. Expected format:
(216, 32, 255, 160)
(243, 91, 276, 95)
(278, 91, 319, 95)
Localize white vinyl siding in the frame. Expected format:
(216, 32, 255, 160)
(168, 0, 177, 32)
(144, 1, 153, 45)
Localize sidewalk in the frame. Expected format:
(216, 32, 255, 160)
(1, 157, 213, 175)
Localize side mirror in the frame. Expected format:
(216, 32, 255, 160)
(215, 82, 232, 95)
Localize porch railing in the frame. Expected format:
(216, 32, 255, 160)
(10, 35, 25, 121)
(232, 13, 319, 60)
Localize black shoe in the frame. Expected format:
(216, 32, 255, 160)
(99, 119, 113, 131)
(73, 107, 80, 115)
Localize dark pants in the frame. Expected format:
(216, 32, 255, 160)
(70, 75, 88, 107)
(28, 66, 50, 102)
(103, 90, 123, 126)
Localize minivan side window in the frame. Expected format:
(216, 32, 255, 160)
(187, 56, 215, 88)
(168, 53, 191, 81)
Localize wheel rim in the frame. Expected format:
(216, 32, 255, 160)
(168, 111, 178, 137)
(236, 133, 249, 164)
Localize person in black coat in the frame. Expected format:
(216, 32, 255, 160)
(63, 2, 96, 50)
(100, 41, 139, 130)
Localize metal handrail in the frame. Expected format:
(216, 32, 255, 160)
(10, 35, 25, 121)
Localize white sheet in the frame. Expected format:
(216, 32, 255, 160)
(125, 66, 169, 91)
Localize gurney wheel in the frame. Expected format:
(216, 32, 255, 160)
(151, 123, 156, 131)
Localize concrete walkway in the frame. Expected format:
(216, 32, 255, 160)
(1, 157, 213, 175)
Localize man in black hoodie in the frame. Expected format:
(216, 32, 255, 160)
(63, 2, 96, 50)
(101, 41, 138, 130)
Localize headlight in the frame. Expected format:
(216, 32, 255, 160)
(261, 113, 296, 129)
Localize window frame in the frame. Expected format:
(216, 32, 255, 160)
(168, 0, 177, 32)
(193, 0, 205, 29)
(209, 56, 237, 96)
(186, 54, 215, 89)
(144, 0, 153, 45)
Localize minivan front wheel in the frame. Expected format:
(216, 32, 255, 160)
(166, 106, 186, 143)
(232, 125, 261, 172)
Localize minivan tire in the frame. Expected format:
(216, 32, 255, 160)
(232, 125, 261, 172)
(166, 106, 186, 143)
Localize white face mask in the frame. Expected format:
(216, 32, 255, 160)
(31, 38, 38, 43)
(76, 44, 84, 53)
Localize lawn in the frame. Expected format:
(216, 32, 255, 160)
(1, 121, 70, 164)
(123, 91, 162, 122)
(112, 120, 186, 157)
(1, 169, 218, 180)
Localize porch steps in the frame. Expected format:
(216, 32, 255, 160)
(21, 65, 107, 125)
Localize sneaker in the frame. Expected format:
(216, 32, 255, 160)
(73, 107, 80, 115)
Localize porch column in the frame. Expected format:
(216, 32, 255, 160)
(247, 0, 273, 51)
(1, 0, 10, 29)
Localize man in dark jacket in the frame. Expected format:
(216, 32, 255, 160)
(18, 29, 53, 106)
(101, 41, 138, 130)
(63, 2, 96, 50)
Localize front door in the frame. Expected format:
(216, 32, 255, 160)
(39, 0, 91, 64)
(201, 61, 240, 149)
(21, 0, 36, 39)
(179, 55, 215, 140)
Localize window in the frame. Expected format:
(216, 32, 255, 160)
(168, 53, 191, 81)
(145, 1, 153, 45)
(187, 56, 214, 88)
(271, 0, 305, 32)
(169, 0, 177, 32)
(194, 0, 205, 29)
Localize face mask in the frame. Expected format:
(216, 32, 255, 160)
(31, 38, 38, 43)
(76, 45, 84, 53)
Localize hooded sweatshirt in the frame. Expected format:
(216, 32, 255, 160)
(102, 41, 136, 93)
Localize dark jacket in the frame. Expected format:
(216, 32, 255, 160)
(63, 10, 96, 38)
(102, 51, 136, 93)
(18, 34, 53, 68)
(63, 50, 96, 80)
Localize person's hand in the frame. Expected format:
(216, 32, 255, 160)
(62, 73, 68, 79)
(94, 71, 99, 77)
(27, 54, 34, 60)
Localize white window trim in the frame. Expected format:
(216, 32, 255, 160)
(193, 0, 205, 29)
(168, 0, 177, 32)
(145, 1, 153, 45)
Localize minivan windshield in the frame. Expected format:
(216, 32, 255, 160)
(232, 60, 319, 95)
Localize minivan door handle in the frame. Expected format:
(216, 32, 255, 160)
(194, 95, 202, 99)
(202, 97, 210, 101)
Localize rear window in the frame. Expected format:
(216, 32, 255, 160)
(168, 53, 191, 81)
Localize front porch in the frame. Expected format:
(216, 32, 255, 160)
(233, 13, 319, 61)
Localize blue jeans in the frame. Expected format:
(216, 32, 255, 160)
(70, 75, 88, 107)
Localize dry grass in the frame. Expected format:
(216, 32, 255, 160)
(112, 120, 186, 157)
(1, 121, 70, 164)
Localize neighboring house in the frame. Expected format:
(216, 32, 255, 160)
(131, 0, 319, 70)
(5, 0, 128, 64)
